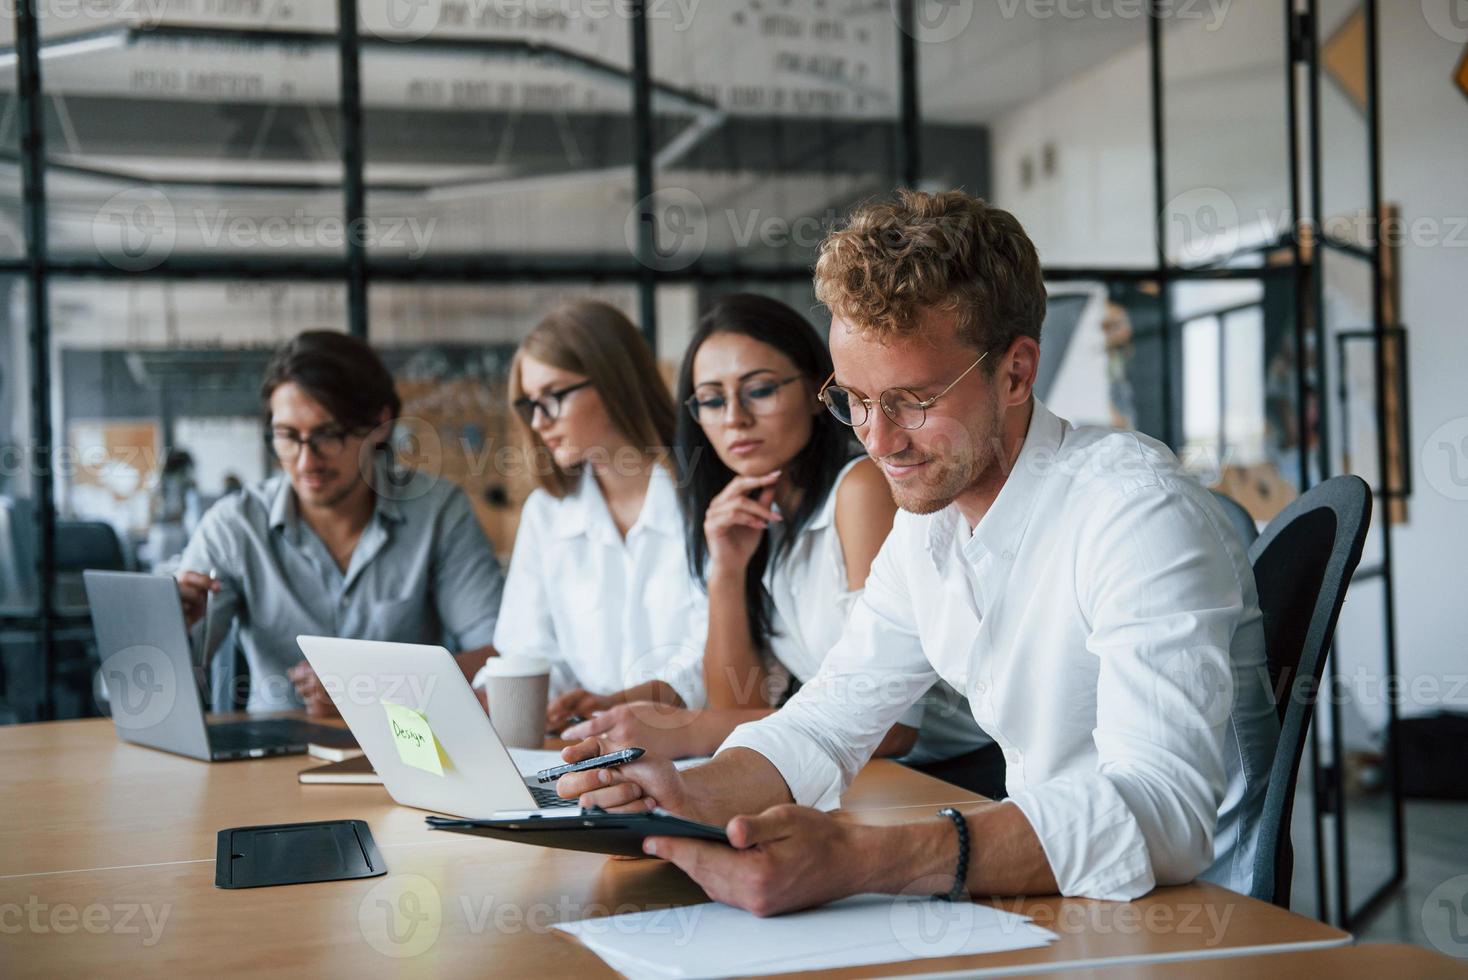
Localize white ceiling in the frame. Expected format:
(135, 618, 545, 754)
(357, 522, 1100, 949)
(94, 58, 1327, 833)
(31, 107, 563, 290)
(916, 2, 1150, 124)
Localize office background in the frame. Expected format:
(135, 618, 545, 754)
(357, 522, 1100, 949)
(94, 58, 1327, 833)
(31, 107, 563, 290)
(0, 0, 1463, 946)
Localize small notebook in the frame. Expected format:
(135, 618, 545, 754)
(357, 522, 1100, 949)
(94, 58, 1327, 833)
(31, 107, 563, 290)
(308, 742, 365, 763)
(298, 755, 381, 784)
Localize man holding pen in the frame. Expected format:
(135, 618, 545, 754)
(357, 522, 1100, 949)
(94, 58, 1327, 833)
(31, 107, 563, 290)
(558, 190, 1278, 913)
(176, 331, 504, 715)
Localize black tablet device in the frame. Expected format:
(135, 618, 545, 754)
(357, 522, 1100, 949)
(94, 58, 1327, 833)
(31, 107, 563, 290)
(425, 807, 729, 857)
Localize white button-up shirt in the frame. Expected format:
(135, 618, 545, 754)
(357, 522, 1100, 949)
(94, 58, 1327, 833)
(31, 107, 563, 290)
(765, 457, 990, 764)
(722, 399, 1278, 901)
(477, 464, 707, 708)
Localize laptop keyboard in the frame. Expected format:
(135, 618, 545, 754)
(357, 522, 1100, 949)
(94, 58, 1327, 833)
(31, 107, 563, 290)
(208, 719, 356, 751)
(209, 720, 305, 750)
(529, 783, 578, 809)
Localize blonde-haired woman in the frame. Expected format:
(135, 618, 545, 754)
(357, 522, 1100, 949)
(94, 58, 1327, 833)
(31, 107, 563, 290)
(474, 300, 706, 727)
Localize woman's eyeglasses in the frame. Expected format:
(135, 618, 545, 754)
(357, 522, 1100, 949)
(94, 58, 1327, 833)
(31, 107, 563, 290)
(817, 351, 989, 431)
(513, 380, 593, 426)
(684, 375, 803, 424)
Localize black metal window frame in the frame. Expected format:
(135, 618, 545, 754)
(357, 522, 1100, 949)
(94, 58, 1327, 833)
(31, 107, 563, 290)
(0, 0, 1402, 932)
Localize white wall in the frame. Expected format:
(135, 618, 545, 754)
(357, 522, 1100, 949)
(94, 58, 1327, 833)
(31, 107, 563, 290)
(989, 43, 1154, 268)
(989, 4, 1468, 735)
(1339, 7, 1468, 722)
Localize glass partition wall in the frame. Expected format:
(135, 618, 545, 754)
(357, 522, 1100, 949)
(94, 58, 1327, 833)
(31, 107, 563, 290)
(0, 0, 1402, 930)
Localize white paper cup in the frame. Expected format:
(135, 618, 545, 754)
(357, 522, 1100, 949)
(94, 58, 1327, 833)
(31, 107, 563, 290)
(478, 656, 551, 749)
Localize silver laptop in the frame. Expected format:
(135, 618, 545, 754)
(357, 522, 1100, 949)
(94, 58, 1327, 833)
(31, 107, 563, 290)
(83, 570, 355, 761)
(295, 635, 579, 818)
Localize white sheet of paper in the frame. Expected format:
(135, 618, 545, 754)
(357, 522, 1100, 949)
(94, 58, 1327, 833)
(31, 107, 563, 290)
(507, 748, 711, 779)
(554, 893, 1058, 980)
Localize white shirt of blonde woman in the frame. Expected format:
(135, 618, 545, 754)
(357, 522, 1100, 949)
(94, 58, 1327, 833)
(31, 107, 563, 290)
(476, 463, 708, 708)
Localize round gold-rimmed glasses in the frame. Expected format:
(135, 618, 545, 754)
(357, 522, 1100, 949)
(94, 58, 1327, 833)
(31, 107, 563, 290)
(817, 351, 990, 430)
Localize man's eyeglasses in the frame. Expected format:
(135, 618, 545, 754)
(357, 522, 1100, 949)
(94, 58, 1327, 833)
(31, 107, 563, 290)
(268, 426, 365, 461)
(684, 374, 803, 424)
(513, 379, 592, 426)
(818, 351, 990, 430)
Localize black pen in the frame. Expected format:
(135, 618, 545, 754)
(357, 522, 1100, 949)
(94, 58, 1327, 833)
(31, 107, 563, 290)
(535, 747, 645, 784)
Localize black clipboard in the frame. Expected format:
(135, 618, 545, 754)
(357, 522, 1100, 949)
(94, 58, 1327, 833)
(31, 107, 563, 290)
(215, 819, 386, 888)
(425, 807, 729, 857)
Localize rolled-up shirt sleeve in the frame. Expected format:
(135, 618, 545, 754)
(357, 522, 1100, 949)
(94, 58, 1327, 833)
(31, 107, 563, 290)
(431, 487, 504, 652)
(718, 526, 938, 810)
(1007, 484, 1236, 901)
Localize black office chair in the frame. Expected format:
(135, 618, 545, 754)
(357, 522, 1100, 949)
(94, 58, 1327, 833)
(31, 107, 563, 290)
(55, 521, 127, 572)
(1210, 489, 1259, 547)
(1246, 475, 1372, 907)
(0, 495, 38, 610)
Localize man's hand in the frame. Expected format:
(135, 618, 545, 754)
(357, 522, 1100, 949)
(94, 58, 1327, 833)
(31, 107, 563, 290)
(175, 571, 221, 628)
(287, 660, 340, 719)
(643, 805, 872, 917)
(556, 735, 696, 817)
(561, 703, 709, 759)
(547, 689, 613, 730)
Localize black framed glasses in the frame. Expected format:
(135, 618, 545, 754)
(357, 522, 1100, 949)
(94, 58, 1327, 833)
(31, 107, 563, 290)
(513, 379, 592, 426)
(684, 374, 804, 424)
(267, 426, 365, 461)
(818, 351, 990, 430)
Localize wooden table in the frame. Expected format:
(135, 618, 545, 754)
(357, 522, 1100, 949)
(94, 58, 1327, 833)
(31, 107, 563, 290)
(1, 718, 1351, 977)
(1053, 942, 1468, 979)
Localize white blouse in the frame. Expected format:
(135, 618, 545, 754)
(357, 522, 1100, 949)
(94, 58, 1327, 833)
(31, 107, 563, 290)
(764, 457, 989, 764)
(476, 464, 707, 708)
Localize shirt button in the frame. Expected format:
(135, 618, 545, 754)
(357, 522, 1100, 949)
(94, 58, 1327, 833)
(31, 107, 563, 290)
(973, 681, 987, 696)
(1000, 550, 1014, 561)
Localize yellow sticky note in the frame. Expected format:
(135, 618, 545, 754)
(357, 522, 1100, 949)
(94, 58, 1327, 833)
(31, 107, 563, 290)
(382, 701, 449, 776)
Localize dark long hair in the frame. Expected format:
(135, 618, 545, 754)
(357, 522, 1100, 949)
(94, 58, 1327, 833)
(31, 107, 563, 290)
(674, 294, 857, 650)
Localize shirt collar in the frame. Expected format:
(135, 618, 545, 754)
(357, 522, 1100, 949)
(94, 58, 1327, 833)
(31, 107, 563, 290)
(551, 464, 681, 542)
(926, 398, 1065, 572)
(268, 455, 409, 537)
(370, 457, 410, 526)
(268, 471, 296, 534)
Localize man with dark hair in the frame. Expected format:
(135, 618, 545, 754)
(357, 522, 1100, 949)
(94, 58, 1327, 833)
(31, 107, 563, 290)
(176, 331, 503, 715)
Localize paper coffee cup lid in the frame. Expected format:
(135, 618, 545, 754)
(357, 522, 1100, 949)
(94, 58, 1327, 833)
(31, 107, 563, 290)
(478, 656, 551, 678)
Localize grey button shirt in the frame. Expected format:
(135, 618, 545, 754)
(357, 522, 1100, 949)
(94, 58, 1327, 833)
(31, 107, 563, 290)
(179, 465, 504, 711)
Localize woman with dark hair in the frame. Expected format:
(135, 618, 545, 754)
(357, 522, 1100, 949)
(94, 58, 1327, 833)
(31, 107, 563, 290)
(562, 294, 989, 771)
(474, 300, 708, 729)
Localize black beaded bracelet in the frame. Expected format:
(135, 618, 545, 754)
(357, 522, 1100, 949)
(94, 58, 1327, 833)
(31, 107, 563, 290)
(933, 807, 969, 902)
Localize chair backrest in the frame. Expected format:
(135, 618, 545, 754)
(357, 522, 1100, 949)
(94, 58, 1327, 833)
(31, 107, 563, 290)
(1247, 475, 1372, 907)
(0, 495, 38, 608)
(1210, 489, 1259, 547)
(55, 521, 126, 572)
